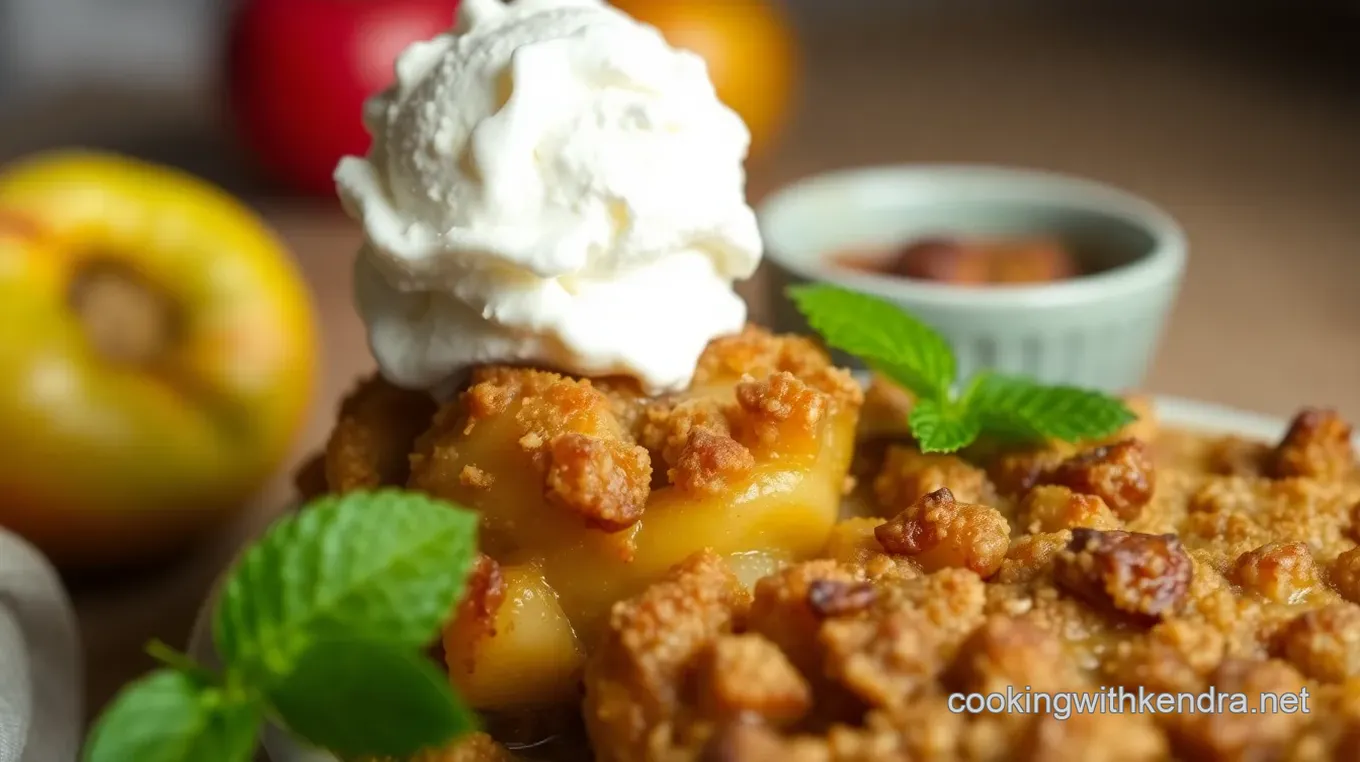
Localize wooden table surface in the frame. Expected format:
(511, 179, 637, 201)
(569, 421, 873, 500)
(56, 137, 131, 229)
(2, 4, 1358, 734)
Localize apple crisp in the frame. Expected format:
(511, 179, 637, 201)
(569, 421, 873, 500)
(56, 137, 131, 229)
(583, 405, 1360, 762)
(325, 346, 1360, 761)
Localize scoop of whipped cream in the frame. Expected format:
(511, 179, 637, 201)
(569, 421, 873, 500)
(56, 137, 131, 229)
(335, 0, 763, 395)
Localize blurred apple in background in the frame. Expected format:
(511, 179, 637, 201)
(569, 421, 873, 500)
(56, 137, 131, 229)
(611, 0, 799, 160)
(226, 0, 461, 196)
(0, 152, 317, 568)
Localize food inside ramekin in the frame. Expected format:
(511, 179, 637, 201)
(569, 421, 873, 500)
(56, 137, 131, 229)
(833, 235, 1082, 285)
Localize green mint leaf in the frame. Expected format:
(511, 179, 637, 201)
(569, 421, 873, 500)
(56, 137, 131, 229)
(268, 637, 477, 759)
(788, 284, 956, 401)
(908, 398, 982, 453)
(967, 371, 1136, 443)
(213, 489, 479, 684)
(83, 670, 260, 762)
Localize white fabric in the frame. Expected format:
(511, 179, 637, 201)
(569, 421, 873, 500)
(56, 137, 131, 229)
(0, 529, 82, 762)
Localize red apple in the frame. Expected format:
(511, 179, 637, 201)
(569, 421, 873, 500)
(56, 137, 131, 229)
(226, 0, 460, 196)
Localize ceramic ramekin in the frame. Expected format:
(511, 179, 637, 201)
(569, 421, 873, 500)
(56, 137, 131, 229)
(759, 165, 1187, 392)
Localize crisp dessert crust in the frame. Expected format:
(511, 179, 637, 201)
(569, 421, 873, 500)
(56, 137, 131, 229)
(321, 326, 865, 712)
(583, 406, 1360, 762)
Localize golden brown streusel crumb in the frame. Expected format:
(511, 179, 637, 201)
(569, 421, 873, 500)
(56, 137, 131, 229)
(873, 446, 999, 510)
(1167, 659, 1311, 762)
(1018, 484, 1121, 533)
(543, 432, 652, 531)
(700, 722, 829, 762)
(946, 615, 1079, 694)
(1054, 528, 1193, 624)
(1231, 541, 1320, 604)
(694, 634, 812, 724)
(362, 733, 516, 762)
(1040, 439, 1156, 521)
(691, 324, 829, 385)
(858, 373, 916, 441)
(669, 428, 756, 495)
(1204, 436, 1272, 477)
(459, 465, 494, 489)
(874, 488, 1011, 578)
(583, 550, 750, 762)
(324, 374, 437, 493)
(746, 560, 865, 676)
(443, 554, 505, 676)
(1274, 603, 1360, 682)
(728, 371, 829, 455)
(637, 396, 730, 470)
(1016, 712, 1168, 762)
(1270, 408, 1355, 481)
(992, 530, 1071, 585)
(819, 606, 944, 710)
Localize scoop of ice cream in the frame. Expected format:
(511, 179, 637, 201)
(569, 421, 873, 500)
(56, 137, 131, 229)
(335, 0, 763, 394)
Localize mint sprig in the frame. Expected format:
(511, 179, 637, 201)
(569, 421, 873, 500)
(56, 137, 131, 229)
(84, 489, 481, 762)
(789, 284, 1136, 453)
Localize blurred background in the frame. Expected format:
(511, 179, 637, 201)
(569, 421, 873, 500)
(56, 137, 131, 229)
(1, 0, 1359, 729)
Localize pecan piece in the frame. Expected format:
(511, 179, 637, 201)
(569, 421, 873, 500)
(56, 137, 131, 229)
(806, 579, 878, 618)
(1054, 528, 1192, 624)
(1231, 542, 1319, 604)
(874, 488, 1010, 577)
(1269, 407, 1354, 480)
(1041, 440, 1155, 520)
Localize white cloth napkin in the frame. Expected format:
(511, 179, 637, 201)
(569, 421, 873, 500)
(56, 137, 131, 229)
(0, 529, 82, 762)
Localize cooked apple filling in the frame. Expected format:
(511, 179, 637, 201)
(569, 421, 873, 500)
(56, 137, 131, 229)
(322, 327, 864, 709)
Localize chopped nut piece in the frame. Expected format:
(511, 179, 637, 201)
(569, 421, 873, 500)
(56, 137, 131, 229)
(1054, 528, 1192, 624)
(1329, 548, 1360, 603)
(1231, 542, 1319, 604)
(874, 488, 1010, 577)
(988, 448, 1066, 498)
(1270, 408, 1354, 480)
(1041, 440, 1155, 520)
(806, 579, 878, 618)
